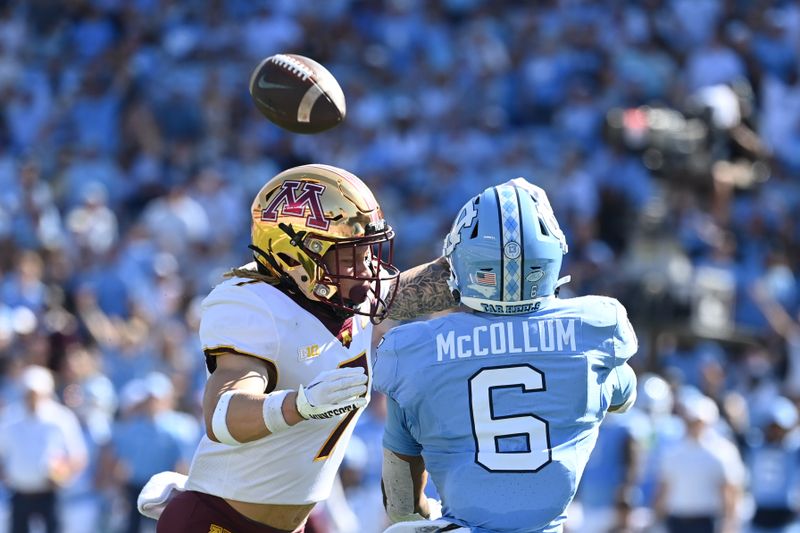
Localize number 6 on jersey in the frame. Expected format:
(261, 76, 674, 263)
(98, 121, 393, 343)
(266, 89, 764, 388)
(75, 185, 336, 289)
(469, 364, 552, 472)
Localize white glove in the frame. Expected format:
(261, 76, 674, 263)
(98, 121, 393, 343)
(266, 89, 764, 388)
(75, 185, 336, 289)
(296, 367, 368, 420)
(425, 498, 442, 520)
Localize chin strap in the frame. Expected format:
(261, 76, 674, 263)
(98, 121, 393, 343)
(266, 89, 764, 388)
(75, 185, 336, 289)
(554, 275, 571, 297)
(248, 244, 297, 290)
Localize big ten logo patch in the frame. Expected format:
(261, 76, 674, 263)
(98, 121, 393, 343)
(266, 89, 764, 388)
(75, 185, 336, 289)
(298, 344, 321, 362)
(209, 525, 231, 533)
(260, 180, 329, 230)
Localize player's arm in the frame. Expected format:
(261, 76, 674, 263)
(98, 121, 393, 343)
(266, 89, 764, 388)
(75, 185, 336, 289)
(202, 353, 295, 442)
(607, 363, 637, 413)
(380, 395, 441, 523)
(388, 256, 456, 321)
(382, 450, 439, 522)
(202, 353, 367, 444)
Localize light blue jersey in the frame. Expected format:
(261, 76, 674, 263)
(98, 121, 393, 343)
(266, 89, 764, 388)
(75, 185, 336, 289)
(747, 436, 800, 509)
(373, 295, 637, 533)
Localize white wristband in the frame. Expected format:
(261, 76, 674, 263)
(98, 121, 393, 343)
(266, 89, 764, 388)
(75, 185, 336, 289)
(211, 390, 242, 446)
(262, 390, 291, 434)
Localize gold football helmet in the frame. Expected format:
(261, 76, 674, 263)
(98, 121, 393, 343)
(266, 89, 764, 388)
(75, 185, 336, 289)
(251, 164, 399, 322)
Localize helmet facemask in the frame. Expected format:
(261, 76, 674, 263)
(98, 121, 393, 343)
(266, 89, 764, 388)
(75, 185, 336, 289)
(295, 225, 400, 323)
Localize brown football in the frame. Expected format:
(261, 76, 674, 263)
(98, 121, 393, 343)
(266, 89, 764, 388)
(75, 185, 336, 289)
(248, 54, 346, 134)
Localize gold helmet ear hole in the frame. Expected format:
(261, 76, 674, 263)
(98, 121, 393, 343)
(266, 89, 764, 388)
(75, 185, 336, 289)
(301, 275, 308, 282)
(277, 252, 301, 267)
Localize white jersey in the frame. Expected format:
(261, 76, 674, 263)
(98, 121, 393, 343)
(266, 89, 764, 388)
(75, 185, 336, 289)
(185, 277, 373, 505)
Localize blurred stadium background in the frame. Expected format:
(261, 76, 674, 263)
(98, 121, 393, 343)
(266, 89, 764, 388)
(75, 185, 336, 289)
(2, 0, 800, 531)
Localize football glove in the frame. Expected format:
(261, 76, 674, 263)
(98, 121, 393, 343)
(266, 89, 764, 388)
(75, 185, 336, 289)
(425, 497, 442, 520)
(296, 367, 368, 420)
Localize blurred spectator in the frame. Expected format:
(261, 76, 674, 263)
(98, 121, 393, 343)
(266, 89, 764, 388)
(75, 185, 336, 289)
(4, 74, 52, 154)
(146, 371, 201, 466)
(744, 397, 800, 532)
(338, 436, 386, 533)
(1, 250, 47, 313)
(660, 337, 726, 393)
(752, 280, 800, 399)
(59, 343, 117, 533)
(760, 67, 800, 166)
(655, 392, 745, 533)
(634, 373, 684, 517)
(4, 160, 63, 250)
(0, 365, 87, 533)
(65, 181, 118, 257)
(142, 186, 210, 257)
(57, 144, 129, 210)
(98, 378, 184, 533)
(685, 30, 747, 92)
(574, 411, 642, 533)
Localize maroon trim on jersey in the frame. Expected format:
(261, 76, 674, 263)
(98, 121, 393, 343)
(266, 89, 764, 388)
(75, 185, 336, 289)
(204, 348, 279, 394)
(279, 285, 355, 345)
(336, 317, 354, 348)
(157, 490, 304, 533)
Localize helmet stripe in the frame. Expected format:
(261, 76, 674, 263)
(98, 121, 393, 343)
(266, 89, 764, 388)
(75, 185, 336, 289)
(492, 187, 504, 301)
(515, 185, 525, 297)
(497, 185, 522, 302)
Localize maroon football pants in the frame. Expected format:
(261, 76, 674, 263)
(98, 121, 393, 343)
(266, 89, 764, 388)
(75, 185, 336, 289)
(156, 490, 305, 533)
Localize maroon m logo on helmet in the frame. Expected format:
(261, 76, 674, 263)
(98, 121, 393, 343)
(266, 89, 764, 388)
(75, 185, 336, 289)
(261, 180, 329, 230)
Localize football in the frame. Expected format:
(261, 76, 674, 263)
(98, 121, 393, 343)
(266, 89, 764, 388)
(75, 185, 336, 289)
(248, 54, 346, 134)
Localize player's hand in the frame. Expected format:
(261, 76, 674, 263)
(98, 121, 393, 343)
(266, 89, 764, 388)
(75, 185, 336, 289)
(296, 368, 368, 420)
(424, 498, 442, 520)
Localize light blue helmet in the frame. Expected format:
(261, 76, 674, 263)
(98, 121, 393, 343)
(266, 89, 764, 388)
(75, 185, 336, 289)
(443, 178, 569, 314)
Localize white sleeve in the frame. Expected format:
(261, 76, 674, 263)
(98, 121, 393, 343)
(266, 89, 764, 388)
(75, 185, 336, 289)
(199, 283, 279, 363)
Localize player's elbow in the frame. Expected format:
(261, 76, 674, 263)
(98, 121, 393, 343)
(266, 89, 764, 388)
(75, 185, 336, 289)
(609, 387, 637, 413)
(203, 389, 243, 445)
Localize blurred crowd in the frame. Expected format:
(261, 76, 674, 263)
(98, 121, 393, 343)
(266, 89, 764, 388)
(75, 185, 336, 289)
(3, 0, 800, 531)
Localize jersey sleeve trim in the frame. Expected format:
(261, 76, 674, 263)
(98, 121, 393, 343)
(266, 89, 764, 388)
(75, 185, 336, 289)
(203, 346, 279, 394)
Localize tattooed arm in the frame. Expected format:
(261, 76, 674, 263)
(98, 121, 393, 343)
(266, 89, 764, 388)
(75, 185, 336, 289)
(387, 256, 457, 321)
